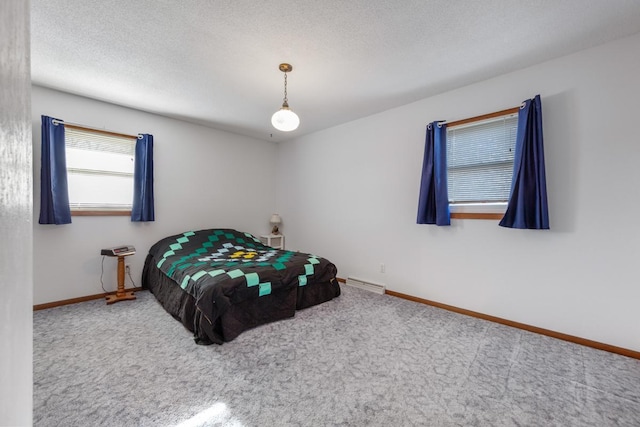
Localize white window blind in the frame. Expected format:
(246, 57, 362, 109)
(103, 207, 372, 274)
(65, 127, 136, 210)
(446, 113, 518, 203)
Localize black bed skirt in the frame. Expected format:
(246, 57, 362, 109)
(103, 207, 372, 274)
(142, 254, 340, 344)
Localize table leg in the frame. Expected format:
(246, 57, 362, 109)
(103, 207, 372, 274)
(106, 255, 136, 304)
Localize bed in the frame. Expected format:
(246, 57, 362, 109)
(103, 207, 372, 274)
(142, 228, 341, 344)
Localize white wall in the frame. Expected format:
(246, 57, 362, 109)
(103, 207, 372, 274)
(1, 0, 32, 425)
(32, 86, 278, 305)
(277, 33, 640, 352)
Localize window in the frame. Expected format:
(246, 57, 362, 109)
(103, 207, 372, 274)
(446, 108, 519, 218)
(64, 126, 136, 214)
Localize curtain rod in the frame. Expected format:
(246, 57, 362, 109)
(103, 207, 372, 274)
(435, 102, 526, 128)
(51, 119, 142, 139)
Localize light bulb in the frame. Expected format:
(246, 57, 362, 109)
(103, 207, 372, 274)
(271, 107, 300, 132)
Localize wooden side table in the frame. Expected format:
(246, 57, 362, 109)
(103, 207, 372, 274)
(106, 254, 136, 304)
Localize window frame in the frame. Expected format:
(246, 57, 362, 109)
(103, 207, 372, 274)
(64, 124, 137, 217)
(445, 107, 520, 220)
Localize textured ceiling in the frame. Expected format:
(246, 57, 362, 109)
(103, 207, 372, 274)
(31, 0, 640, 142)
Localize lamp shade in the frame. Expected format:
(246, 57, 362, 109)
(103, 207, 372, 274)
(271, 107, 300, 132)
(270, 214, 282, 225)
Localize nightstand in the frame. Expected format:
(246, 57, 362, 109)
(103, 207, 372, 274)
(260, 234, 284, 250)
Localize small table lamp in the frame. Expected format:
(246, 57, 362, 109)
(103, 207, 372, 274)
(270, 214, 282, 235)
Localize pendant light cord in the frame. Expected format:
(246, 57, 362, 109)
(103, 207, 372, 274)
(283, 72, 288, 105)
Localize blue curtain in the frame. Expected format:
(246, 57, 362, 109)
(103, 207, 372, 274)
(417, 121, 450, 226)
(499, 95, 549, 229)
(131, 134, 155, 222)
(38, 116, 71, 225)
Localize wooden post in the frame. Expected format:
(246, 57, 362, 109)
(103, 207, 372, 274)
(106, 255, 136, 304)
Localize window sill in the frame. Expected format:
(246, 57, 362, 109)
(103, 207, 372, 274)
(71, 210, 131, 217)
(450, 203, 506, 220)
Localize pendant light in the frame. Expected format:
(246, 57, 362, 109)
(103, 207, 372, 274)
(271, 63, 300, 132)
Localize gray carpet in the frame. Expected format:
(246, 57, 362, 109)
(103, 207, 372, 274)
(33, 285, 640, 426)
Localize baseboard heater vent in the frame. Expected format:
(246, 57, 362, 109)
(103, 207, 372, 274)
(345, 276, 386, 295)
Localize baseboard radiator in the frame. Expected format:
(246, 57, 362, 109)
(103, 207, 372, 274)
(345, 276, 386, 295)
